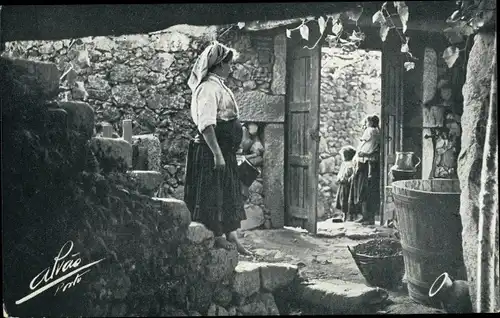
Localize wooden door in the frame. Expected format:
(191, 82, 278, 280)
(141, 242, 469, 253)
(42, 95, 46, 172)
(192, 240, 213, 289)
(380, 35, 405, 224)
(285, 41, 321, 234)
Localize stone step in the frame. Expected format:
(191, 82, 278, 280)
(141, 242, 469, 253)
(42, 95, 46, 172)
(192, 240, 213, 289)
(127, 170, 163, 195)
(233, 261, 299, 298)
(295, 278, 389, 314)
(90, 137, 132, 172)
(151, 197, 191, 230)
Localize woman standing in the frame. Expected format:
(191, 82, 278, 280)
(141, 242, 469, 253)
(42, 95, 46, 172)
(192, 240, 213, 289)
(184, 41, 252, 255)
(349, 115, 381, 225)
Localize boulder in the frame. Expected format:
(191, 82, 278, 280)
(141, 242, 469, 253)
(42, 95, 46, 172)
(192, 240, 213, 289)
(237, 293, 279, 316)
(57, 101, 95, 139)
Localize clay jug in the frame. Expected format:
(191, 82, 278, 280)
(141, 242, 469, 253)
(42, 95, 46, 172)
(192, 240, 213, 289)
(240, 126, 253, 154)
(392, 151, 421, 171)
(428, 272, 472, 313)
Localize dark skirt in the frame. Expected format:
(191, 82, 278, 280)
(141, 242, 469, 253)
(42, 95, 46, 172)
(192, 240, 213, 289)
(349, 161, 380, 219)
(183, 119, 246, 236)
(335, 181, 353, 214)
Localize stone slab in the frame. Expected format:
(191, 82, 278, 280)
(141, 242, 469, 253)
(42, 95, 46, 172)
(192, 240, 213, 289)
(235, 91, 285, 123)
(262, 124, 285, 228)
(232, 261, 261, 298)
(296, 279, 389, 314)
(259, 262, 298, 292)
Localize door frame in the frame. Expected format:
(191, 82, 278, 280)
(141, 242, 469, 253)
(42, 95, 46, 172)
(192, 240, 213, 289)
(283, 30, 403, 230)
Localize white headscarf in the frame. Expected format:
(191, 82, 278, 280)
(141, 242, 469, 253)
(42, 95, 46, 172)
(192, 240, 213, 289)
(187, 41, 233, 92)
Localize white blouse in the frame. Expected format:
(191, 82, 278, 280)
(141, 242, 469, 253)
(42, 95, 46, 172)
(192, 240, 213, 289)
(190, 74, 239, 133)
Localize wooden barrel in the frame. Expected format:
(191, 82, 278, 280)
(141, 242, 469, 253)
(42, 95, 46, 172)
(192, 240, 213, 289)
(392, 179, 467, 307)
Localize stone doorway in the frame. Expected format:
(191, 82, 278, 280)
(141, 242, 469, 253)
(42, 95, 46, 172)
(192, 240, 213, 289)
(316, 43, 382, 225)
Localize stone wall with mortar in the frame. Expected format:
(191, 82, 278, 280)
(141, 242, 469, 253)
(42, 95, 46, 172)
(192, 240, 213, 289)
(4, 26, 284, 228)
(1, 55, 299, 317)
(317, 46, 381, 219)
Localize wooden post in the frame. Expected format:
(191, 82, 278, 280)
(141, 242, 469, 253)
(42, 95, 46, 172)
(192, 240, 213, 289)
(122, 119, 132, 143)
(476, 32, 497, 313)
(102, 123, 112, 138)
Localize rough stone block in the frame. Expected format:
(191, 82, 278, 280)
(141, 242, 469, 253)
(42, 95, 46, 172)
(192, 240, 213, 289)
(271, 34, 286, 95)
(127, 170, 163, 194)
(1, 57, 60, 101)
(207, 304, 228, 316)
(186, 222, 214, 245)
(151, 197, 191, 230)
(205, 248, 239, 283)
(262, 124, 285, 228)
(213, 284, 234, 307)
(260, 263, 298, 292)
(57, 101, 95, 140)
(238, 293, 279, 316)
(232, 261, 261, 298)
(296, 279, 388, 314)
(132, 134, 162, 172)
(90, 137, 132, 172)
(457, 31, 497, 309)
(235, 91, 285, 123)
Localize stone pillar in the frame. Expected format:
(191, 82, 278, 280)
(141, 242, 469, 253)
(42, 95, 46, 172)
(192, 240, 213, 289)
(122, 119, 133, 143)
(102, 123, 113, 137)
(271, 33, 286, 95)
(421, 47, 438, 180)
(458, 31, 497, 311)
(262, 124, 285, 228)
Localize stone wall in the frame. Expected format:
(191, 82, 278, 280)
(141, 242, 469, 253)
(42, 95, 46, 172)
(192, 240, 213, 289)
(4, 26, 284, 228)
(317, 45, 381, 219)
(1, 55, 298, 317)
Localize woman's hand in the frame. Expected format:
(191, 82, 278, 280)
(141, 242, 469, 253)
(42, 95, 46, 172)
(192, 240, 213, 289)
(214, 153, 226, 170)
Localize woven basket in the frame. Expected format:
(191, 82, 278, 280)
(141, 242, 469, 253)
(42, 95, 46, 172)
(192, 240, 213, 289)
(348, 239, 405, 289)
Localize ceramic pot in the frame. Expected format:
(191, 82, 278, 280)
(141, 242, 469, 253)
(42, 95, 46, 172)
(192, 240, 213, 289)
(392, 151, 421, 171)
(428, 272, 472, 313)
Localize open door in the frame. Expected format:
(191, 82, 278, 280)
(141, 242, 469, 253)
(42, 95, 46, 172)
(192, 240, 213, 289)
(284, 41, 321, 234)
(380, 35, 405, 224)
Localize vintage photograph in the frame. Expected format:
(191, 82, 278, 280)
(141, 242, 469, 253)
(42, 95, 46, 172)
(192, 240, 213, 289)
(1, 2, 498, 316)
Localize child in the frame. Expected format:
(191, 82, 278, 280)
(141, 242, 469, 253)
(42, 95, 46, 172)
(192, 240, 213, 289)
(333, 145, 357, 222)
(356, 115, 381, 179)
